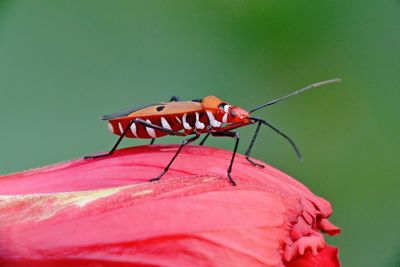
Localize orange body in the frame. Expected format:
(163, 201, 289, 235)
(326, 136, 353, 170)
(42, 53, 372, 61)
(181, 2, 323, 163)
(104, 96, 251, 139)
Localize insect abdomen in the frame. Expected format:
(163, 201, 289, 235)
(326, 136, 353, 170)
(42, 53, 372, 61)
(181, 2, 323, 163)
(107, 115, 185, 138)
(107, 110, 222, 138)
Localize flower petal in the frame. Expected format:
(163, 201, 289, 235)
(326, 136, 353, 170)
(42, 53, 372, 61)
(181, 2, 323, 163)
(285, 246, 340, 267)
(0, 145, 340, 266)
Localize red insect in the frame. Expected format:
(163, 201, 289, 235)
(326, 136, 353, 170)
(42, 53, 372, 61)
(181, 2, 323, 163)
(86, 79, 341, 185)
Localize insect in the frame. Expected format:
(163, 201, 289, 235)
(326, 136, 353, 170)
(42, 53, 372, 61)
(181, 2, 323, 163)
(85, 79, 341, 185)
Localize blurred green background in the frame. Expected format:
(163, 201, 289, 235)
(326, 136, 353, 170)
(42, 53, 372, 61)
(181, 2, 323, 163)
(1, 1, 399, 266)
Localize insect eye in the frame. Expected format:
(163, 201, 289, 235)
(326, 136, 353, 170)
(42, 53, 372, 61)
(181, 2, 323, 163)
(230, 111, 236, 117)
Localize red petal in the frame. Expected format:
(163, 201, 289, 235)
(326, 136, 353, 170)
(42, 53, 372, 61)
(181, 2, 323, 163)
(285, 246, 340, 267)
(0, 145, 340, 266)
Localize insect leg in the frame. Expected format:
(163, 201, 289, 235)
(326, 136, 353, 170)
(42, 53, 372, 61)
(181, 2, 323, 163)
(199, 132, 210, 145)
(244, 121, 265, 168)
(210, 131, 240, 186)
(85, 119, 183, 159)
(150, 133, 200, 182)
(84, 120, 136, 159)
(134, 118, 184, 136)
(149, 96, 181, 145)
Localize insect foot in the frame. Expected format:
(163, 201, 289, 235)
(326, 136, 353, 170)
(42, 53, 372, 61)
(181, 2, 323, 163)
(149, 171, 165, 183)
(0, 145, 340, 267)
(245, 156, 265, 168)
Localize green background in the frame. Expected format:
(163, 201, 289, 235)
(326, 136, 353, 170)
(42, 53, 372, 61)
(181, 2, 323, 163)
(1, 1, 399, 266)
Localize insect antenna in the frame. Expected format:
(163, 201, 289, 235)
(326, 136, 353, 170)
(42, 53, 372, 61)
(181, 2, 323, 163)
(249, 78, 341, 114)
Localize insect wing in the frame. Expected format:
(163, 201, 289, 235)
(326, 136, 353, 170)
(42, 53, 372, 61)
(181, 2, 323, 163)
(129, 101, 203, 117)
(101, 102, 164, 120)
(102, 101, 203, 120)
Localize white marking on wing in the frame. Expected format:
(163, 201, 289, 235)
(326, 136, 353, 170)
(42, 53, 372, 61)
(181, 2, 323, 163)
(107, 122, 114, 133)
(182, 113, 192, 130)
(206, 111, 222, 128)
(160, 117, 172, 130)
(222, 113, 228, 123)
(145, 119, 157, 138)
(224, 105, 230, 112)
(130, 121, 138, 137)
(118, 122, 124, 134)
(195, 112, 205, 129)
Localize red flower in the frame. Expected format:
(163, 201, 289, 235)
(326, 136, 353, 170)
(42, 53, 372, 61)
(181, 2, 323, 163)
(0, 145, 340, 267)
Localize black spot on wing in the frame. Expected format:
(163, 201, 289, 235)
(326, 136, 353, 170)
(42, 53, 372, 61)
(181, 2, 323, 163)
(101, 102, 163, 120)
(156, 105, 166, 112)
(191, 99, 203, 103)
